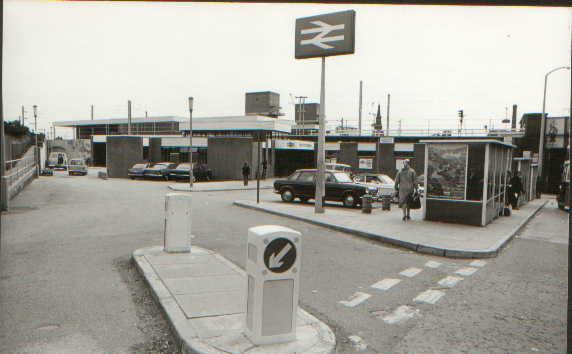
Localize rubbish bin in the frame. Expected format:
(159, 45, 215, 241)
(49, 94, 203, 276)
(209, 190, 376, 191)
(361, 194, 373, 214)
(381, 195, 391, 211)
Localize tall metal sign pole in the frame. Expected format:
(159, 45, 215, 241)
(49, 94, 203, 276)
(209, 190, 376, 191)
(188, 97, 194, 189)
(295, 10, 356, 214)
(127, 100, 132, 135)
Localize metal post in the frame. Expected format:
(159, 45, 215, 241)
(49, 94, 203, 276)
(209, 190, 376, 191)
(21, 106, 25, 126)
(91, 105, 94, 120)
(315, 57, 326, 214)
(127, 100, 132, 135)
(1, 92, 7, 211)
(257, 132, 261, 203)
(188, 97, 194, 189)
(33, 105, 39, 176)
(386, 94, 390, 136)
(358, 80, 363, 136)
(538, 66, 570, 184)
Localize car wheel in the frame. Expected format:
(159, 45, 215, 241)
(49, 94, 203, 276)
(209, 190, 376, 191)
(558, 202, 565, 210)
(343, 193, 357, 208)
(281, 189, 294, 203)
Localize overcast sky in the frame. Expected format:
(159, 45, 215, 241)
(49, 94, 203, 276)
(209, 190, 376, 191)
(3, 1, 571, 137)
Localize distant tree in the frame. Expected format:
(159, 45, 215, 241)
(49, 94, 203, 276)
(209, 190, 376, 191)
(4, 120, 30, 136)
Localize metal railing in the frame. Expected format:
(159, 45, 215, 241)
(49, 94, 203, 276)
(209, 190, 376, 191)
(2, 146, 38, 202)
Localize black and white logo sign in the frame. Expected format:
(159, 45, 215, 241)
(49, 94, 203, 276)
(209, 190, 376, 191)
(264, 238, 296, 273)
(295, 10, 356, 59)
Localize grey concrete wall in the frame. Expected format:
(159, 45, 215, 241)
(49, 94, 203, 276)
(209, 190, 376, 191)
(149, 137, 162, 163)
(106, 136, 143, 178)
(413, 143, 425, 176)
(338, 142, 359, 170)
(207, 137, 253, 180)
(375, 143, 396, 178)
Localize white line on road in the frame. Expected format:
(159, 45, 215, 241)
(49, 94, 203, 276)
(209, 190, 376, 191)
(379, 305, 420, 324)
(399, 267, 423, 278)
(437, 275, 463, 288)
(424, 260, 442, 269)
(469, 260, 487, 267)
(339, 292, 371, 308)
(371, 278, 401, 291)
(414, 289, 446, 304)
(454, 267, 479, 276)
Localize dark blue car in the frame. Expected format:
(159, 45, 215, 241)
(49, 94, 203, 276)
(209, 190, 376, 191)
(128, 163, 150, 179)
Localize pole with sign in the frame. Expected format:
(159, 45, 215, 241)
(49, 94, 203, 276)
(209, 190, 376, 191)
(295, 10, 355, 214)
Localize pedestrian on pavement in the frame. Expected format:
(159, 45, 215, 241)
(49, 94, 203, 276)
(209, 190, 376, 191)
(509, 171, 524, 210)
(395, 159, 417, 221)
(261, 160, 268, 180)
(242, 162, 250, 186)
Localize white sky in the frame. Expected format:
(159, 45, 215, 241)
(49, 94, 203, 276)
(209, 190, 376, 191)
(3, 1, 571, 138)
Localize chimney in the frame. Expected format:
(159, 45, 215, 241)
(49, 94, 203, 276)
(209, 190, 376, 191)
(511, 104, 517, 130)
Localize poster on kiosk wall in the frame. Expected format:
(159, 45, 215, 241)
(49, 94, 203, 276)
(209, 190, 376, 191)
(426, 144, 468, 200)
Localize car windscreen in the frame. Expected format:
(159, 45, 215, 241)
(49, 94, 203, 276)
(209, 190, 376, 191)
(175, 164, 191, 170)
(69, 160, 83, 165)
(150, 164, 168, 170)
(288, 171, 301, 180)
(132, 164, 146, 169)
(334, 172, 353, 183)
(379, 175, 394, 184)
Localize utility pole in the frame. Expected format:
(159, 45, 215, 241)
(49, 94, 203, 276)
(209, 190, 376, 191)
(33, 105, 39, 176)
(1, 88, 7, 210)
(386, 94, 390, 136)
(91, 105, 94, 120)
(188, 97, 194, 189)
(358, 81, 363, 136)
(21, 106, 25, 127)
(127, 100, 132, 135)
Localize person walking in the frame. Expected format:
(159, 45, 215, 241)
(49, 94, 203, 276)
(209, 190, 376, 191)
(261, 160, 268, 180)
(395, 159, 417, 221)
(509, 171, 524, 210)
(242, 162, 250, 186)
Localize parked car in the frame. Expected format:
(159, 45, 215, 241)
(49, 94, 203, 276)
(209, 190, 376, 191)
(353, 173, 396, 201)
(128, 163, 150, 179)
(166, 163, 214, 182)
(68, 158, 87, 176)
(557, 160, 569, 210)
(273, 169, 378, 208)
(47, 152, 68, 170)
(143, 162, 177, 180)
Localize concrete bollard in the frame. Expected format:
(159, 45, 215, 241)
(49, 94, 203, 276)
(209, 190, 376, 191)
(163, 193, 191, 253)
(245, 225, 301, 345)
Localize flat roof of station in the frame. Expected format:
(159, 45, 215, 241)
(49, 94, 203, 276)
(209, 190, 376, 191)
(53, 116, 185, 127)
(420, 139, 516, 148)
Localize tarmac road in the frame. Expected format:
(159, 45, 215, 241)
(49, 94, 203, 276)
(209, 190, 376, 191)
(0, 170, 567, 353)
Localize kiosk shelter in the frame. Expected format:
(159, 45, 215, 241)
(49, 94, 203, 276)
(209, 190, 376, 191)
(421, 140, 514, 226)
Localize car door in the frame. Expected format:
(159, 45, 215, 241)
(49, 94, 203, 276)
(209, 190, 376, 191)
(325, 172, 340, 200)
(296, 171, 316, 198)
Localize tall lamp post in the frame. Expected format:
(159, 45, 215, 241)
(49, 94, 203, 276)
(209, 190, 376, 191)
(538, 66, 570, 187)
(188, 97, 194, 190)
(33, 105, 39, 176)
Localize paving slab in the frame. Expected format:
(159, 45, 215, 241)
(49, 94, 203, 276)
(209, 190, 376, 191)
(133, 246, 336, 354)
(233, 198, 548, 258)
(168, 179, 275, 192)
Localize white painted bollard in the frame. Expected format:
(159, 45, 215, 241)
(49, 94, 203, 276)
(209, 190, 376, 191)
(163, 193, 191, 253)
(245, 225, 301, 345)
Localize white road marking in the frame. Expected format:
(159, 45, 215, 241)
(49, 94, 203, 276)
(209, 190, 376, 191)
(424, 260, 442, 269)
(348, 335, 368, 351)
(414, 289, 446, 304)
(399, 267, 423, 278)
(454, 267, 479, 276)
(339, 292, 371, 308)
(469, 260, 487, 267)
(438, 275, 464, 288)
(371, 278, 401, 291)
(380, 305, 420, 324)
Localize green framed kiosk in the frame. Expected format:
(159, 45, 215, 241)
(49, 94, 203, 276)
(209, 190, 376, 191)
(421, 140, 514, 226)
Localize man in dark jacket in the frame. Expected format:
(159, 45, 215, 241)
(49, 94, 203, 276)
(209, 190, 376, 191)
(509, 171, 524, 210)
(242, 162, 250, 186)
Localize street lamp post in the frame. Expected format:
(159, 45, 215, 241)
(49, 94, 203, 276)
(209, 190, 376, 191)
(33, 105, 39, 176)
(538, 66, 570, 188)
(188, 97, 194, 190)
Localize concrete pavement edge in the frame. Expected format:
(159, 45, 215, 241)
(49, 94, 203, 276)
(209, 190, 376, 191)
(233, 200, 549, 259)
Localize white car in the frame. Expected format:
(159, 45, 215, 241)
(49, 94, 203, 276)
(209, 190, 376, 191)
(353, 173, 396, 201)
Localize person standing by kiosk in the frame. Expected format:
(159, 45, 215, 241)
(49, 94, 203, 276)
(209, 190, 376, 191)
(242, 162, 251, 186)
(509, 171, 524, 210)
(395, 159, 417, 221)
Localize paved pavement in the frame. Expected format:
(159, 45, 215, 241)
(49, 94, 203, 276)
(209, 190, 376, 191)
(234, 196, 546, 258)
(168, 179, 275, 192)
(0, 170, 567, 353)
(134, 245, 335, 353)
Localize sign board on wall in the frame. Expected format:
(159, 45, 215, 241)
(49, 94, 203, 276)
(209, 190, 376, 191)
(358, 158, 373, 170)
(295, 10, 356, 59)
(274, 140, 314, 150)
(545, 117, 566, 149)
(379, 137, 394, 144)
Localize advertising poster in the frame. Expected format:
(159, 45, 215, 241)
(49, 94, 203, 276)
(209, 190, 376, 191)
(427, 144, 468, 200)
(545, 117, 565, 149)
(358, 158, 373, 170)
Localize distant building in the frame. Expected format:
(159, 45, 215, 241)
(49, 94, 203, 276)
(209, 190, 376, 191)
(371, 104, 384, 136)
(245, 91, 283, 118)
(292, 102, 319, 135)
